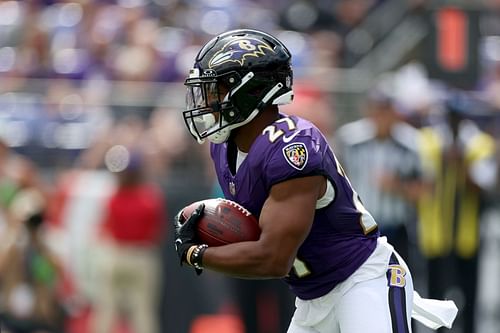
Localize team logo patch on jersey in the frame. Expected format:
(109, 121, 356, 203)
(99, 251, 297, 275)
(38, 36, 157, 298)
(283, 143, 308, 170)
(209, 37, 275, 68)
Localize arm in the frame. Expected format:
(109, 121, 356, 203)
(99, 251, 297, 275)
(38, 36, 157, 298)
(201, 175, 325, 279)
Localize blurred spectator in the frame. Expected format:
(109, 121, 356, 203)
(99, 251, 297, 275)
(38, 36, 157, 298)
(417, 92, 497, 333)
(388, 62, 442, 128)
(333, 0, 375, 36)
(0, 167, 66, 332)
(0, 140, 22, 211)
(76, 114, 147, 170)
(483, 62, 500, 110)
(308, 29, 342, 68)
(335, 88, 425, 268)
(141, 107, 190, 178)
(91, 147, 167, 333)
(13, 25, 53, 79)
(475, 128, 500, 333)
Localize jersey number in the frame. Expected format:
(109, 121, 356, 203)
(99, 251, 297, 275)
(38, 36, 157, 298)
(263, 117, 297, 143)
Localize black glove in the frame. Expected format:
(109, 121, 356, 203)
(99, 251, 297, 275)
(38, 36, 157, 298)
(174, 203, 206, 274)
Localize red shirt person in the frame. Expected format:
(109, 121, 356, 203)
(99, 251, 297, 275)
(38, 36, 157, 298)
(93, 149, 166, 333)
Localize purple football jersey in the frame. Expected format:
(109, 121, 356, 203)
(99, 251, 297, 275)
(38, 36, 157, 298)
(210, 114, 379, 300)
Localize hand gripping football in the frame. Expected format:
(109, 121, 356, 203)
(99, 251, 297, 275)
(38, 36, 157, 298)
(181, 198, 261, 247)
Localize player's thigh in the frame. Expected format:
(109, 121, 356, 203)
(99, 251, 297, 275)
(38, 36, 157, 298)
(336, 274, 413, 333)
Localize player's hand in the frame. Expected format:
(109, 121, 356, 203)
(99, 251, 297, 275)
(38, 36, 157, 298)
(174, 203, 205, 268)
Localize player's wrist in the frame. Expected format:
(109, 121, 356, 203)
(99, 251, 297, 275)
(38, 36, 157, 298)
(187, 244, 208, 270)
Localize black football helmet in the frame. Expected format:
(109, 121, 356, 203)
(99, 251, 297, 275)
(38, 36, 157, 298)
(184, 29, 294, 144)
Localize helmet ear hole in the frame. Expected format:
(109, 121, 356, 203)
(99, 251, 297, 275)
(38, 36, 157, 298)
(220, 73, 241, 90)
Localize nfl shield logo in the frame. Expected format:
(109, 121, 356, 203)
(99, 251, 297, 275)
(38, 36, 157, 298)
(229, 181, 236, 196)
(282, 143, 308, 170)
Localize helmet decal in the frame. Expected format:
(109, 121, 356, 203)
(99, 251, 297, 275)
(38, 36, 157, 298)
(208, 37, 275, 68)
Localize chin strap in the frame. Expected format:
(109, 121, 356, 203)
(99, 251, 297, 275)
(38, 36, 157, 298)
(273, 90, 294, 105)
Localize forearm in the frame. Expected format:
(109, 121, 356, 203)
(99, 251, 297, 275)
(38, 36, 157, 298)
(201, 240, 292, 279)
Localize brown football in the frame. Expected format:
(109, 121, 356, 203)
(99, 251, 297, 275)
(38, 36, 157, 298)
(181, 198, 261, 246)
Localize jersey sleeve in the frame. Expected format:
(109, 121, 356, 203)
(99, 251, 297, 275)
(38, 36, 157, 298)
(263, 133, 325, 188)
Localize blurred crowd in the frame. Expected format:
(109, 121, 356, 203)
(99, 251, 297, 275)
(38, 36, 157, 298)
(0, 0, 386, 82)
(0, 0, 500, 333)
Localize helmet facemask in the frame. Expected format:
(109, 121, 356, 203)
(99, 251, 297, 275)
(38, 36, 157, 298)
(184, 70, 287, 144)
(184, 70, 250, 144)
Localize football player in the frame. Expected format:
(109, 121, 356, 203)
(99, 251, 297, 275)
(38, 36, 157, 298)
(174, 29, 457, 333)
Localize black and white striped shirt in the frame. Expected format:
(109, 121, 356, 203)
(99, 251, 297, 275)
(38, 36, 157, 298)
(335, 118, 423, 227)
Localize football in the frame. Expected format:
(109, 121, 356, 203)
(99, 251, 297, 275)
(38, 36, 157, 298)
(181, 198, 261, 246)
